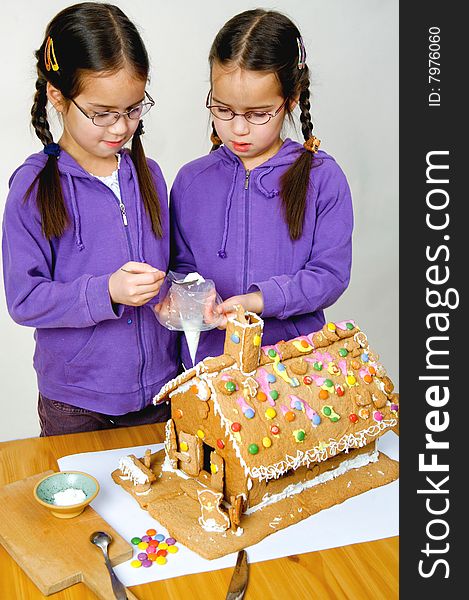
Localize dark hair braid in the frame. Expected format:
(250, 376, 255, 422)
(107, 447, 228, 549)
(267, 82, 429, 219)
(25, 76, 68, 238)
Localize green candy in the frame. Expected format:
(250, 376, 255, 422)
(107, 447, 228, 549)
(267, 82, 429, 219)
(269, 390, 279, 401)
(268, 349, 277, 358)
(324, 379, 333, 388)
(131, 537, 141, 545)
(331, 416, 339, 423)
(339, 348, 348, 357)
(248, 444, 259, 455)
(313, 362, 323, 371)
(225, 381, 236, 392)
(323, 406, 332, 416)
(346, 322, 354, 330)
(295, 430, 306, 442)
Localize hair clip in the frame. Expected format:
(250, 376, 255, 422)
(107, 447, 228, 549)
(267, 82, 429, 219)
(43, 142, 61, 157)
(303, 136, 321, 153)
(44, 36, 59, 72)
(297, 37, 307, 70)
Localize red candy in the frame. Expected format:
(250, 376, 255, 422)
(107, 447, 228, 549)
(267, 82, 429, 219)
(270, 425, 280, 435)
(303, 376, 313, 385)
(157, 549, 168, 557)
(349, 413, 359, 424)
(216, 439, 225, 449)
(231, 422, 241, 432)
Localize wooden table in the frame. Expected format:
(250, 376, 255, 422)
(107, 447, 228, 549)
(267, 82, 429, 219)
(0, 424, 398, 599)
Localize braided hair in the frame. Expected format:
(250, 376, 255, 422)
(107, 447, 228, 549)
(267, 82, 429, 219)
(208, 9, 316, 240)
(26, 2, 162, 240)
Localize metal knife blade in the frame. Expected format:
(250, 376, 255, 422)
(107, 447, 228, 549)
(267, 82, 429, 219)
(226, 549, 249, 600)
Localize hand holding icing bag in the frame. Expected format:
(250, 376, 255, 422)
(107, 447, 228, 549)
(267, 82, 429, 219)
(153, 271, 223, 365)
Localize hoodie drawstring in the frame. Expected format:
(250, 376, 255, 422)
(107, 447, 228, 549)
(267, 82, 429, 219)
(255, 167, 279, 198)
(128, 159, 146, 263)
(65, 172, 84, 251)
(217, 162, 239, 259)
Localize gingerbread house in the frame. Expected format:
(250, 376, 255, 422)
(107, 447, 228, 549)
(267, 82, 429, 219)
(113, 308, 398, 557)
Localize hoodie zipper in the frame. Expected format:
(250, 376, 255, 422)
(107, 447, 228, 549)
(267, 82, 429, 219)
(243, 170, 251, 293)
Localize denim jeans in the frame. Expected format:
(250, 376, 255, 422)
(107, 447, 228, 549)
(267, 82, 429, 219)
(38, 393, 170, 437)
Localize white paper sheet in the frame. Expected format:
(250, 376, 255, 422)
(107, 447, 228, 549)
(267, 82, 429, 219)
(58, 431, 399, 586)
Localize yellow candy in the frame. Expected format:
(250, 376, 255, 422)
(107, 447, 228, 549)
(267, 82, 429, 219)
(262, 436, 272, 448)
(156, 556, 167, 565)
(346, 375, 357, 386)
(180, 441, 188, 452)
(265, 408, 277, 419)
(253, 334, 261, 346)
(131, 560, 142, 568)
(210, 463, 218, 474)
(158, 542, 168, 550)
(137, 542, 148, 550)
(327, 322, 336, 331)
(196, 429, 205, 439)
(168, 545, 179, 553)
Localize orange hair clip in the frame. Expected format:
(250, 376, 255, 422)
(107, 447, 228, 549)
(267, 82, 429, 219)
(44, 36, 59, 72)
(303, 136, 321, 153)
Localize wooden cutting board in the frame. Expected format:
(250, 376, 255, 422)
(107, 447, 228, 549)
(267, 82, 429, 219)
(0, 471, 139, 599)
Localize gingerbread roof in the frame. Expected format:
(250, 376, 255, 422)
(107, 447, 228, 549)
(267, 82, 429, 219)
(153, 317, 399, 482)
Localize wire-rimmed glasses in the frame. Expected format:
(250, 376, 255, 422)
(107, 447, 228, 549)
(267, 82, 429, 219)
(70, 91, 155, 127)
(206, 90, 287, 126)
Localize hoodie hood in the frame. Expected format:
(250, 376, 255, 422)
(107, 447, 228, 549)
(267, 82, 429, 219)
(212, 138, 334, 259)
(10, 149, 142, 256)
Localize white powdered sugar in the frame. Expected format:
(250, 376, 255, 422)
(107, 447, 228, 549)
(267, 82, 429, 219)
(53, 487, 87, 506)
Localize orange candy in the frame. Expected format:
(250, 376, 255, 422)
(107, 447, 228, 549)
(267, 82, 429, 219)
(351, 360, 361, 370)
(319, 389, 329, 400)
(285, 411, 295, 422)
(369, 366, 376, 375)
(364, 375, 373, 384)
(146, 528, 156, 536)
(257, 391, 267, 402)
(173, 408, 183, 419)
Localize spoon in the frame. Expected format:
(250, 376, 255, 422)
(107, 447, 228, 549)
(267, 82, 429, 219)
(90, 531, 128, 600)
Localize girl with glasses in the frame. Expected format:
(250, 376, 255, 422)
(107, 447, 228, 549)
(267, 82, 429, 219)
(2, 2, 179, 435)
(169, 9, 354, 368)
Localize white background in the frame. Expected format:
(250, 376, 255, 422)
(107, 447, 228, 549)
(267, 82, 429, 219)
(0, 1, 398, 441)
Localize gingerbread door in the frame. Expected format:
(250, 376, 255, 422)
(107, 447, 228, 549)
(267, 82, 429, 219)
(178, 431, 202, 476)
(209, 451, 224, 493)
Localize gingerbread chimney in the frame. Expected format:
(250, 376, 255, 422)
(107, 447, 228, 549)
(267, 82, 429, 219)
(224, 305, 264, 375)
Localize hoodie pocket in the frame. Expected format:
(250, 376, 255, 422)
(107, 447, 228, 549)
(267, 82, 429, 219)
(64, 321, 140, 394)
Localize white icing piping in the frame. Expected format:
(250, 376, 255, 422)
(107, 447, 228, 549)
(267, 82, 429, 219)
(246, 448, 379, 514)
(118, 456, 149, 485)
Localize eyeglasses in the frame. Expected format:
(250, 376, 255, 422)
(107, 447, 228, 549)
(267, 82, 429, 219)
(70, 91, 155, 127)
(206, 91, 288, 126)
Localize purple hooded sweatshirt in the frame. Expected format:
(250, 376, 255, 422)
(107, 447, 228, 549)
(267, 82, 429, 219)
(2, 149, 180, 414)
(170, 138, 353, 368)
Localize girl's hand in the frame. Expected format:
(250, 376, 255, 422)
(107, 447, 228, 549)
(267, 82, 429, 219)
(214, 291, 264, 329)
(109, 262, 165, 307)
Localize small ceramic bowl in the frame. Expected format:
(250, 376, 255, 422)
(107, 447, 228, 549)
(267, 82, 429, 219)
(33, 471, 100, 519)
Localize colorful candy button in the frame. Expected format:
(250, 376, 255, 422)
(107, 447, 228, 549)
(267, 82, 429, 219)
(231, 333, 240, 344)
(270, 425, 280, 435)
(217, 439, 225, 449)
(141, 535, 151, 542)
(327, 322, 336, 331)
(374, 411, 384, 422)
(146, 529, 156, 536)
(361, 353, 369, 362)
(285, 411, 295, 422)
(364, 374, 373, 384)
(277, 363, 286, 372)
(346, 322, 354, 330)
(156, 556, 167, 565)
(339, 348, 348, 357)
(138, 552, 148, 560)
(268, 349, 277, 358)
(369, 366, 377, 375)
(137, 542, 149, 550)
(225, 381, 236, 393)
(267, 373, 276, 383)
(303, 375, 313, 385)
(166, 537, 176, 545)
(336, 385, 345, 397)
(257, 391, 267, 402)
(346, 375, 357, 386)
(269, 390, 279, 401)
(167, 545, 179, 554)
(248, 444, 259, 455)
(231, 422, 241, 432)
(157, 548, 168, 556)
(131, 537, 142, 545)
(319, 389, 329, 400)
(253, 334, 261, 346)
(262, 436, 272, 448)
(147, 553, 157, 561)
(324, 379, 333, 388)
(349, 413, 359, 424)
(142, 559, 152, 568)
(313, 362, 323, 371)
(245, 408, 255, 419)
(294, 429, 306, 442)
(391, 403, 399, 412)
(154, 534, 165, 542)
(351, 360, 361, 370)
(210, 463, 218, 474)
(196, 429, 205, 439)
(265, 408, 277, 419)
(130, 560, 142, 568)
